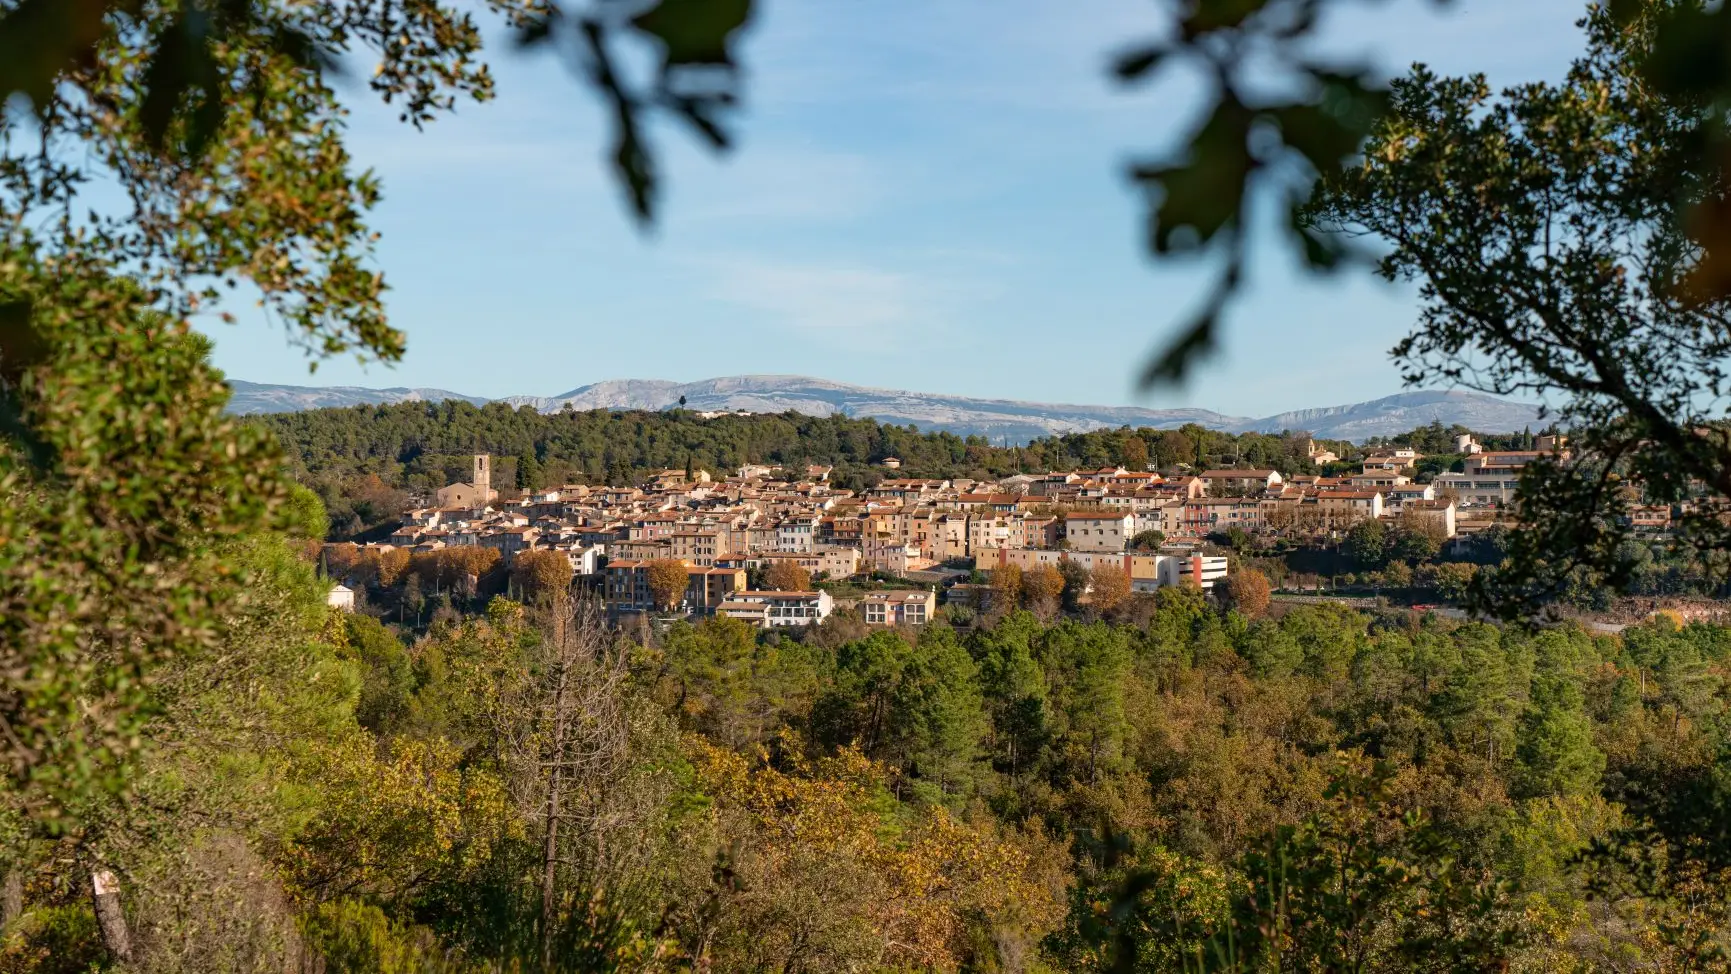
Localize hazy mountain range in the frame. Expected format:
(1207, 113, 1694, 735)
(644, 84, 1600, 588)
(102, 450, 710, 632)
(227, 375, 1542, 442)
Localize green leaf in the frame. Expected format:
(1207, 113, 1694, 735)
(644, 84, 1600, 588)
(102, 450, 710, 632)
(266, 22, 336, 73)
(516, 10, 559, 48)
(1180, 0, 1275, 35)
(1289, 201, 1344, 270)
(1642, 4, 1731, 100)
(1139, 263, 1238, 388)
(631, 0, 754, 67)
(1607, 0, 1648, 27)
(1111, 45, 1167, 83)
(0, 300, 46, 383)
(1131, 100, 1254, 254)
(614, 118, 657, 222)
(0, 387, 54, 472)
(1275, 73, 1389, 175)
(0, 299, 53, 469)
(1139, 306, 1219, 388)
(673, 97, 732, 150)
(138, 7, 213, 153)
(0, 0, 115, 109)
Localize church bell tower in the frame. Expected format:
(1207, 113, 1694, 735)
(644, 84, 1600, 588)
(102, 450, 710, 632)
(473, 454, 491, 501)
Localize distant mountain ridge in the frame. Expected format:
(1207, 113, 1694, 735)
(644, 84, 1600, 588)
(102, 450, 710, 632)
(226, 380, 489, 413)
(227, 375, 1541, 442)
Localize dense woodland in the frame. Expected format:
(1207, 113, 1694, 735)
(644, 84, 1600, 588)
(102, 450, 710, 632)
(256, 400, 1337, 488)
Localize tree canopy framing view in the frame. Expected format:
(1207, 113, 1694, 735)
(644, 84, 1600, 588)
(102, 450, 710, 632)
(14, 0, 1731, 971)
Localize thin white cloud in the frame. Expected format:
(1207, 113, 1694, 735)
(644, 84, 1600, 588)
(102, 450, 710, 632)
(674, 145, 884, 224)
(701, 257, 944, 342)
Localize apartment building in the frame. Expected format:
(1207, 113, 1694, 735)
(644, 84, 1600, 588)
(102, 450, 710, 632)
(719, 589, 834, 628)
(993, 546, 1069, 573)
(603, 559, 657, 613)
(1162, 551, 1231, 590)
(967, 516, 1015, 556)
(1063, 511, 1135, 552)
(1432, 450, 1558, 506)
(1187, 497, 1264, 533)
(1199, 469, 1284, 494)
(1404, 498, 1458, 538)
(860, 590, 937, 626)
(604, 560, 746, 615)
(1012, 515, 1060, 549)
(609, 538, 671, 561)
(684, 567, 748, 615)
(1384, 484, 1437, 508)
(775, 514, 820, 553)
(669, 529, 727, 566)
(1348, 473, 1412, 489)
(1302, 490, 1386, 526)
(862, 535, 929, 575)
(751, 547, 861, 581)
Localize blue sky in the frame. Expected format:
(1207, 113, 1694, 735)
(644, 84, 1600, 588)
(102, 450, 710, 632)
(206, 0, 1589, 417)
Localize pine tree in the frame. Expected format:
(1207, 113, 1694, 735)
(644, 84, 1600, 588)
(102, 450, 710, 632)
(1516, 674, 1605, 798)
(402, 573, 425, 626)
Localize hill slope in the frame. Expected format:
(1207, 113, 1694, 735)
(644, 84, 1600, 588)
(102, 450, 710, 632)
(228, 374, 1540, 441)
(499, 375, 1245, 442)
(1230, 390, 1544, 440)
(228, 380, 489, 413)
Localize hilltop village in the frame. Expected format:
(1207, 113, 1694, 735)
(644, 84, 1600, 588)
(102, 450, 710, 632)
(317, 430, 1595, 625)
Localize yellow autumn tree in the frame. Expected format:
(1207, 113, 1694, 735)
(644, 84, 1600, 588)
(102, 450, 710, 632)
(991, 564, 1023, 611)
(364, 546, 410, 587)
(1088, 564, 1131, 613)
(1225, 567, 1272, 619)
(283, 736, 520, 902)
(646, 558, 690, 610)
(687, 738, 1064, 972)
(512, 548, 574, 601)
(763, 559, 812, 592)
(411, 545, 501, 591)
(1022, 564, 1065, 616)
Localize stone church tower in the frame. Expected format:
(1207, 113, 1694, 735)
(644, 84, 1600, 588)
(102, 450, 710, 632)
(434, 453, 495, 509)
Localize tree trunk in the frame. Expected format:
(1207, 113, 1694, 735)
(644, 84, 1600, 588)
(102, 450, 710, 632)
(89, 869, 132, 963)
(540, 629, 573, 972)
(2, 866, 21, 929)
(540, 771, 561, 973)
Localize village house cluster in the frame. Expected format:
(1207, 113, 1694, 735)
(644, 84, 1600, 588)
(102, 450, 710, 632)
(326, 433, 1634, 621)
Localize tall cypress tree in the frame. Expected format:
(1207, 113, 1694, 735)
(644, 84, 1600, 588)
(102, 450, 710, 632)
(516, 451, 541, 492)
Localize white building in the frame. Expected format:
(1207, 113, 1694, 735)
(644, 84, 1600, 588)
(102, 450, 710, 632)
(776, 514, 820, 553)
(1160, 552, 1230, 590)
(550, 543, 604, 576)
(720, 590, 834, 628)
(326, 583, 356, 613)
